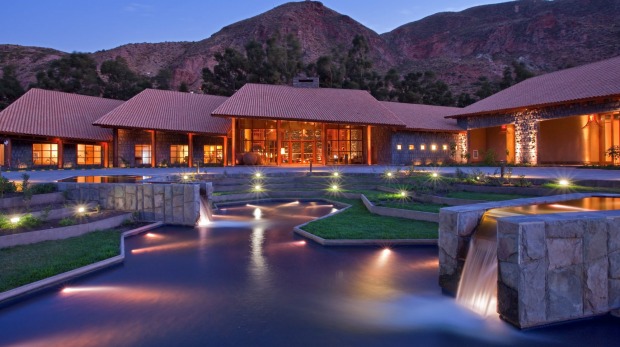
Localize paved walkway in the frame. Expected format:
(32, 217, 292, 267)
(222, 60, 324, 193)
(1, 165, 619, 183)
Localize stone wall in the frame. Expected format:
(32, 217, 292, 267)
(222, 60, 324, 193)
(117, 129, 151, 167)
(497, 211, 620, 328)
(57, 182, 200, 226)
(438, 193, 620, 328)
(391, 131, 461, 166)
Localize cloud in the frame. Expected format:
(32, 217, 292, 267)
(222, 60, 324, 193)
(123, 3, 153, 15)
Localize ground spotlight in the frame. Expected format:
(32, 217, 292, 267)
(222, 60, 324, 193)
(10, 216, 20, 224)
(400, 190, 407, 197)
(558, 179, 570, 187)
(77, 206, 86, 214)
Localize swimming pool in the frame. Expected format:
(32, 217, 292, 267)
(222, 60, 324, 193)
(0, 201, 619, 346)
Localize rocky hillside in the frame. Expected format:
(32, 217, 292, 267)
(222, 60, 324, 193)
(383, 0, 620, 91)
(2, 0, 620, 94)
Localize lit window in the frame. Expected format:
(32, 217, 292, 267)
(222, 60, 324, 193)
(396, 144, 402, 150)
(431, 144, 437, 151)
(135, 145, 152, 165)
(408, 144, 414, 150)
(77, 144, 102, 165)
(442, 144, 448, 151)
(420, 144, 426, 150)
(170, 145, 189, 164)
(204, 145, 223, 164)
(32, 143, 58, 166)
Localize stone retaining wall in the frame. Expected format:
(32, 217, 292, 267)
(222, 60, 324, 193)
(438, 192, 620, 328)
(0, 192, 64, 209)
(57, 182, 200, 226)
(497, 211, 620, 328)
(0, 213, 132, 249)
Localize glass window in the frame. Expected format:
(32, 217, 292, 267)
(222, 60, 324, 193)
(170, 145, 189, 164)
(204, 145, 223, 164)
(420, 144, 426, 151)
(431, 144, 437, 151)
(32, 143, 58, 166)
(77, 144, 102, 165)
(396, 144, 402, 150)
(442, 144, 448, 151)
(409, 144, 414, 150)
(135, 145, 151, 165)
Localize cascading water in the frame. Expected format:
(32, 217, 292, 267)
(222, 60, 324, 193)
(197, 195, 212, 227)
(456, 210, 519, 317)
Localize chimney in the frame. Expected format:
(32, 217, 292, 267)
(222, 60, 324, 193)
(293, 76, 320, 88)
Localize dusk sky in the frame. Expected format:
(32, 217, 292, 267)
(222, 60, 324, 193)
(1, 0, 507, 53)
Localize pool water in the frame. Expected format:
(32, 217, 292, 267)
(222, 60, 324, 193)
(0, 201, 619, 346)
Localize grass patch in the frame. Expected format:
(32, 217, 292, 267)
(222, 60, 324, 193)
(446, 191, 531, 201)
(302, 198, 438, 240)
(352, 189, 446, 213)
(0, 230, 121, 292)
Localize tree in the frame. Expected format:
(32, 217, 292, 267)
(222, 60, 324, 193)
(473, 76, 498, 100)
(100, 56, 151, 100)
(154, 68, 172, 90)
(34, 53, 104, 96)
(0, 66, 25, 110)
(178, 82, 189, 92)
(345, 35, 372, 89)
(202, 47, 248, 96)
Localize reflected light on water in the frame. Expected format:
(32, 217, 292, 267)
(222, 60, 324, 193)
(145, 233, 161, 238)
(253, 208, 262, 220)
(131, 241, 197, 254)
(62, 286, 119, 294)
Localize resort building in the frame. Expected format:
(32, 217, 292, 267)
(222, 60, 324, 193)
(380, 102, 465, 165)
(211, 80, 403, 166)
(0, 88, 123, 169)
(93, 89, 229, 168)
(449, 55, 620, 165)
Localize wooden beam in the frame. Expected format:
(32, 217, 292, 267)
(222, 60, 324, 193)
(222, 136, 228, 167)
(231, 117, 236, 166)
(366, 125, 372, 165)
(4, 139, 11, 168)
(151, 130, 156, 168)
(276, 120, 282, 166)
(57, 139, 63, 169)
(102, 142, 109, 168)
(188, 133, 194, 167)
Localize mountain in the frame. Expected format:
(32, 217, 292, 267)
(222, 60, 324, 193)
(2, 0, 620, 95)
(383, 0, 620, 92)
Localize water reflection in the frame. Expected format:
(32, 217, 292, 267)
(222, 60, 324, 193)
(1, 200, 619, 347)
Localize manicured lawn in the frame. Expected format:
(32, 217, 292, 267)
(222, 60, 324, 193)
(0, 230, 121, 292)
(446, 191, 531, 201)
(302, 198, 438, 240)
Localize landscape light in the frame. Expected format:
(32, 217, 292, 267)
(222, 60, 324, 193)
(400, 191, 407, 197)
(77, 206, 86, 213)
(331, 184, 339, 191)
(10, 216, 20, 224)
(387, 172, 393, 177)
(254, 185, 262, 191)
(183, 175, 189, 180)
(431, 173, 439, 178)
(255, 172, 262, 178)
(558, 179, 570, 187)
(333, 172, 339, 177)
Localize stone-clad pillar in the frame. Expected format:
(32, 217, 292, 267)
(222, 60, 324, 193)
(514, 111, 540, 165)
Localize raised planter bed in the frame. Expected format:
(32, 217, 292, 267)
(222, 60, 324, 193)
(377, 186, 484, 206)
(0, 212, 133, 249)
(360, 194, 439, 222)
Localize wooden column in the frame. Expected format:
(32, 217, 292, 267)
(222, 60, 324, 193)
(276, 120, 282, 166)
(151, 130, 156, 168)
(4, 139, 11, 168)
(222, 136, 228, 167)
(57, 139, 63, 169)
(113, 128, 119, 168)
(231, 117, 236, 166)
(102, 142, 109, 168)
(188, 133, 194, 167)
(599, 115, 606, 165)
(366, 125, 372, 165)
(321, 123, 327, 165)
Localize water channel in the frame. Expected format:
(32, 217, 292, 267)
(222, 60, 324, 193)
(0, 201, 619, 346)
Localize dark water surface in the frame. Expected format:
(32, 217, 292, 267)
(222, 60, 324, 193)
(1, 201, 619, 347)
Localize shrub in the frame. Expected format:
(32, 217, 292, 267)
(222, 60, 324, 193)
(58, 217, 76, 227)
(21, 173, 33, 207)
(483, 149, 497, 166)
(30, 183, 57, 195)
(606, 145, 620, 163)
(0, 176, 17, 198)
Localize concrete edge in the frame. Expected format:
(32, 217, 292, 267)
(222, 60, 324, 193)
(360, 194, 440, 222)
(0, 221, 164, 306)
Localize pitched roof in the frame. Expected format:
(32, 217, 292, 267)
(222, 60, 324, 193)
(94, 89, 230, 135)
(0, 88, 122, 142)
(212, 83, 405, 127)
(381, 101, 463, 132)
(450, 55, 620, 118)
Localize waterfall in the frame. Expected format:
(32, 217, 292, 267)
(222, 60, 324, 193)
(197, 195, 212, 227)
(455, 211, 514, 317)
